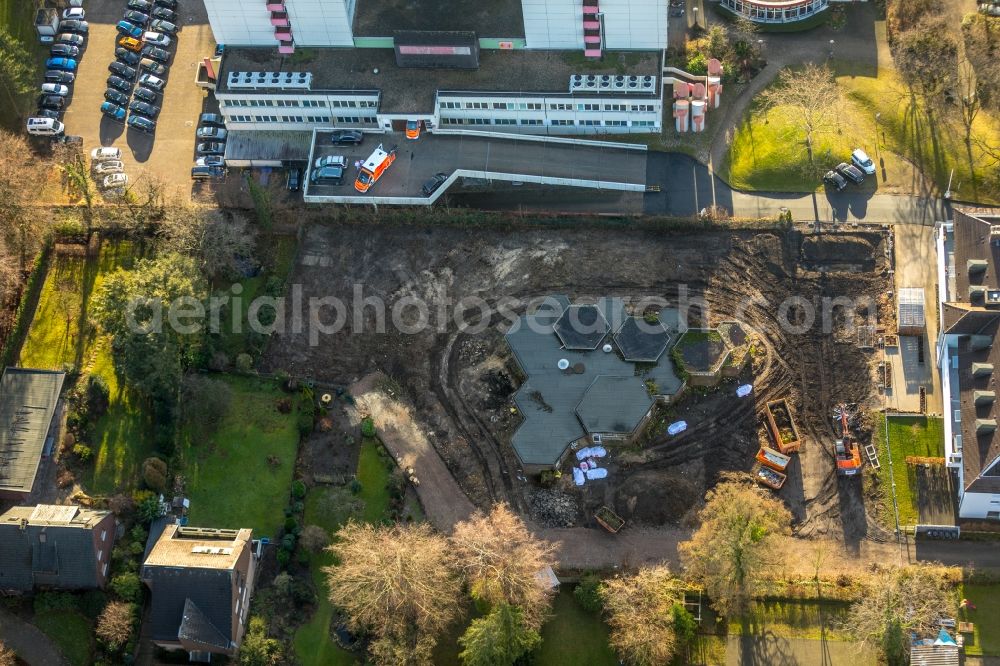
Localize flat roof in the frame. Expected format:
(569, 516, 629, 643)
(224, 130, 314, 164)
(144, 525, 253, 571)
(0, 368, 65, 495)
(576, 376, 654, 434)
(615, 316, 672, 362)
(218, 48, 660, 114)
(353, 0, 525, 37)
(554, 304, 610, 350)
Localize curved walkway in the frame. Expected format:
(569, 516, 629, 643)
(0, 609, 70, 666)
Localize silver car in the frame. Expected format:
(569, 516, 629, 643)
(94, 160, 125, 175)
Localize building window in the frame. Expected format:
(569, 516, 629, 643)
(465, 101, 488, 110)
(494, 118, 517, 125)
(605, 120, 627, 127)
(103, 563, 109, 576)
(577, 103, 600, 112)
(549, 103, 572, 111)
(550, 119, 574, 126)
(97, 549, 102, 561)
(632, 120, 655, 127)
(468, 118, 492, 125)
(441, 117, 464, 125)
(519, 119, 541, 125)
(580, 119, 601, 126)
(337, 116, 361, 123)
(101, 530, 107, 542)
(604, 104, 625, 112)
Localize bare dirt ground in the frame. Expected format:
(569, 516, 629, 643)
(264, 223, 895, 557)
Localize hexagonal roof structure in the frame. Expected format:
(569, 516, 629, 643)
(614, 316, 672, 363)
(553, 304, 610, 350)
(576, 376, 654, 434)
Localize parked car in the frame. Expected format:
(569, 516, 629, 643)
(141, 45, 171, 63)
(286, 167, 302, 191)
(191, 166, 226, 180)
(45, 57, 77, 71)
(37, 95, 65, 110)
(116, 20, 144, 38)
(55, 33, 85, 47)
(142, 32, 171, 47)
(118, 36, 142, 51)
(138, 59, 165, 75)
(91, 147, 122, 161)
(100, 101, 126, 122)
(115, 47, 141, 65)
(127, 115, 156, 133)
(127, 0, 153, 11)
(328, 129, 363, 145)
(62, 7, 85, 20)
(50, 44, 80, 58)
(41, 83, 70, 97)
(56, 134, 83, 147)
(150, 6, 176, 21)
(58, 19, 89, 34)
(835, 162, 865, 185)
(133, 86, 158, 103)
(34, 108, 62, 121)
(102, 173, 129, 189)
(196, 155, 225, 168)
(421, 172, 448, 197)
(109, 61, 137, 79)
(310, 165, 344, 184)
(107, 75, 132, 92)
(149, 19, 177, 34)
(104, 88, 130, 106)
(94, 160, 124, 175)
(823, 170, 847, 192)
(154, 0, 178, 9)
(129, 100, 160, 118)
(851, 148, 876, 175)
(138, 73, 165, 90)
(196, 142, 225, 155)
(27, 116, 63, 134)
(199, 113, 224, 126)
(196, 126, 227, 140)
(123, 10, 150, 25)
(313, 154, 347, 169)
(45, 70, 75, 84)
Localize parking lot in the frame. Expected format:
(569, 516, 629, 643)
(58, 0, 216, 199)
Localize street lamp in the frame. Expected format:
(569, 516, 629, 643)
(692, 6, 698, 28)
(829, 39, 836, 59)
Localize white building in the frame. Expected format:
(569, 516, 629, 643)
(204, 0, 356, 48)
(935, 208, 1000, 520)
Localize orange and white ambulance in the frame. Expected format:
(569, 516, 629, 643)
(354, 144, 397, 193)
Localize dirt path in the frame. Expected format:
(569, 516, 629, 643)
(0, 609, 70, 666)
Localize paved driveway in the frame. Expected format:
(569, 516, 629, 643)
(0, 609, 69, 666)
(59, 0, 216, 200)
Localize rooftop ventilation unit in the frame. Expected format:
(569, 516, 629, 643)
(989, 290, 1000, 304)
(991, 225, 1000, 236)
(569, 73, 657, 94)
(227, 70, 312, 90)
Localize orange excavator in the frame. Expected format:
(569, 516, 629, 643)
(833, 403, 862, 476)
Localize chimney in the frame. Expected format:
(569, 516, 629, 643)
(970, 285, 987, 302)
(968, 259, 989, 274)
(972, 362, 994, 377)
(977, 418, 997, 434)
(975, 390, 996, 406)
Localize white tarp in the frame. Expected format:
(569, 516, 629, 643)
(585, 467, 608, 480)
(575, 446, 608, 460)
(572, 467, 585, 485)
(668, 420, 688, 435)
(737, 384, 753, 397)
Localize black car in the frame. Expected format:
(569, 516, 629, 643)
(191, 166, 226, 180)
(328, 129, 363, 145)
(286, 167, 302, 192)
(129, 100, 160, 117)
(109, 61, 137, 79)
(45, 70, 75, 84)
(127, 0, 153, 10)
(196, 142, 225, 155)
(154, 0, 178, 9)
(56, 33, 85, 47)
(107, 75, 132, 92)
(115, 47, 141, 65)
(133, 86, 158, 103)
(50, 43, 80, 58)
(123, 10, 150, 25)
(59, 19, 89, 34)
(37, 95, 65, 110)
(835, 162, 865, 185)
(421, 172, 448, 197)
(104, 88, 130, 106)
(141, 45, 171, 63)
(127, 115, 156, 133)
(34, 107, 62, 120)
(310, 165, 344, 184)
(199, 113, 224, 127)
(823, 170, 847, 192)
(150, 6, 176, 21)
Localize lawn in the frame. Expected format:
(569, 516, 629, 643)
(959, 582, 1000, 656)
(532, 586, 618, 665)
(178, 375, 300, 537)
(32, 610, 93, 666)
(874, 414, 945, 527)
(18, 241, 155, 495)
(731, 599, 854, 641)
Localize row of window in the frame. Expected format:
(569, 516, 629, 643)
(440, 101, 657, 112)
(440, 118, 657, 128)
(221, 98, 378, 109)
(226, 114, 377, 124)
(720, 0, 826, 20)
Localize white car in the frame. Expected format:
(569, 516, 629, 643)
(142, 31, 171, 47)
(851, 148, 876, 175)
(138, 73, 165, 90)
(62, 7, 85, 20)
(91, 147, 122, 161)
(94, 160, 125, 175)
(102, 173, 128, 189)
(40, 83, 70, 97)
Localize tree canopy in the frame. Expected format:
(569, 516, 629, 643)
(458, 602, 541, 666)
(600, 565, 688, 666)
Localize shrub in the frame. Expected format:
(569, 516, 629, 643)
(133, 490, 162, 525)
(360, 417, 376, 438)
(291, 480, 307, 499)
(574, 573, 604, 612)
(80, 590, 108, 618)
(73, 443, 93, 462)
(142, 456, 169, 492)
(33, 591, 78, 614)
(235, 353, 254, 374)
(349, 478, 363, 495)
(179, 375, 233, 435)
(85, 374, 110, 419)
(284, 517, 299, 533)
(110, 573, 143, 603)
(276, 549, 290, 569)
(276, 397, 292, 414)
(281, 534, 296, 551)
(299, 525, 329, 553)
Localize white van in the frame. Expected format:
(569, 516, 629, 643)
(26, 117, 65, 136)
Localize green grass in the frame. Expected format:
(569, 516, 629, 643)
(731, 599, 853, 641)
(959, 582, 1000, 656)
(356, 437, 392, 523)
(178, 375, 300, 536)
(532, 587, 618, 665)
(874, 414, 945, 527)
(32, 610, 93, 666)
(0, 0, 47, 129)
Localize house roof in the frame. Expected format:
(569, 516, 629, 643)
(0, 504, 113, 592)
(554, 304, 610, 350)
(576, 376, 653, 434)
(614, 316, 672, 362)
(0, 368, 65, 495)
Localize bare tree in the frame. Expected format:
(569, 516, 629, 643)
(0, 640, 15, 666)
(962, 13, 1000, 112)
(847, 564, 958, 665)
(679, 476, 792, 616)
(324, 522, 463, 665)
(298, 525, 329, 553)
(450, 503, 558, 629)
(757, 63, 841, 152)
(96, 601, 135, 650)
(158, 208, 257, 280)
(893, 17, 959, 114)
(600, 565, 689, 666)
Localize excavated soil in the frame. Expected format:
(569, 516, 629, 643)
(263, 224, 892, 547)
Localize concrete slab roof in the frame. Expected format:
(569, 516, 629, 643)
(0, 368, 65, 496)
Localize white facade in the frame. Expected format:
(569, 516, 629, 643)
(521, 0, 667, 49)
(204, 0, 354, 47)
(217, 92, 380, 132)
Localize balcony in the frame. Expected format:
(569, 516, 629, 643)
(265, 1, 285, 10)
(275, 27, 293, 41)
(278, 42, 294, 54)
(270, 11, 289, 26)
